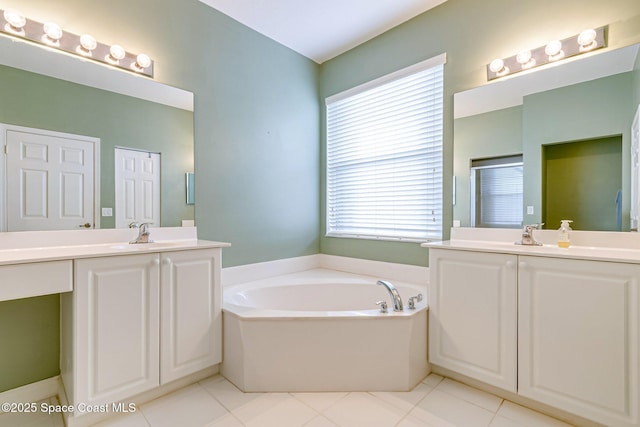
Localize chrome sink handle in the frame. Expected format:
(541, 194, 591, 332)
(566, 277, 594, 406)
(408, 293, 423, 310)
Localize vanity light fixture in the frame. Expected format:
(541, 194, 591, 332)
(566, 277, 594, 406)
(0, 8, 154, 78)
(487, 26, 607, 81)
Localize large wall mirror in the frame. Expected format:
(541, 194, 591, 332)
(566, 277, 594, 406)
(0, 37, 194, 231)
(453, 43, 640, 232)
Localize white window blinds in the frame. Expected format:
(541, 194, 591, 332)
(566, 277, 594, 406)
(471, 156, 523, 228)
(326, 55, 445, 241)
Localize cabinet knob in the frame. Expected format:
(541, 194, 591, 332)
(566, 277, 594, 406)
(519, 261, 528, 269)
(151, 258, 160, 266)
(163, 258, 172, 265)
(506, 260, 515, 269)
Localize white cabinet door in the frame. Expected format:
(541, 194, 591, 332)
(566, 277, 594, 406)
(74, 254, 160, 406)
(429, 249, 517, 392)
(518, 256, 640, 427)
(160, 248, 221, 383)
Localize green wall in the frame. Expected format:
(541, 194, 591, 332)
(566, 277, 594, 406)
(0, 296, 59, 391)
(0, 65, 194, 228)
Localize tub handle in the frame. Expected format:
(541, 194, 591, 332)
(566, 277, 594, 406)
(375, 300, 388, 313)
(408, 294, 423, 310)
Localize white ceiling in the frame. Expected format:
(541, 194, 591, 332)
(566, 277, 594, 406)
(198, 0, 448, 63)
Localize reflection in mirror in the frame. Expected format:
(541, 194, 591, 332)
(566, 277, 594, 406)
(453, 43, 640, 232)
(186, 173, 195, 205)
(0, 40, 195, 231)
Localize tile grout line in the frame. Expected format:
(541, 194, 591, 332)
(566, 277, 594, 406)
(487, 399, 507, 427)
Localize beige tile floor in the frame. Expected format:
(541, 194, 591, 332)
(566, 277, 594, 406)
(0, 374, 576, 427)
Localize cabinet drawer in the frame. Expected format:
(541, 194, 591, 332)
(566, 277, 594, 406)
(0, 260, 72, 301)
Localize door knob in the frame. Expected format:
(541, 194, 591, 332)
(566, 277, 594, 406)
(78, 222, 92, 228)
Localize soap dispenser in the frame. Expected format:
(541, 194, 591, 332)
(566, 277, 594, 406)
(557, 220, 573, 248)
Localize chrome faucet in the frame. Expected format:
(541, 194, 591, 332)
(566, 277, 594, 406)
(129, 222, 153, 244)
(377, 280, 403, 311)
(516, 223, 543, 246)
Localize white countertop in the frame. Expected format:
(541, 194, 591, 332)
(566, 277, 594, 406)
(0, 227, 230, 266)
(422, 227, 640, 264)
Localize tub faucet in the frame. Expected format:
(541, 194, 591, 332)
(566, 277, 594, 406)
(516, 223, 543, 246)
(129, 222, 154, 244)
(377, 280, 403, 311)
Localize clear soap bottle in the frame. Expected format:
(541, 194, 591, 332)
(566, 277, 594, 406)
(557, 220, 573, 248)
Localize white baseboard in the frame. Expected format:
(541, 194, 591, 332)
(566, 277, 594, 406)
(222, 254, 429, 286)
(0, 376, 60, 408)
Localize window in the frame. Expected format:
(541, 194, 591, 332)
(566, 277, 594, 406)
(470, 155, 523, 228)
(325, 54, 446, 241)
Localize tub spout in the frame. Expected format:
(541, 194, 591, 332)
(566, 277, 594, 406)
(377, 280, 403, 311)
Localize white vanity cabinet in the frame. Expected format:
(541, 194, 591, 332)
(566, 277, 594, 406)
(429, 247, 640, 427)
(61, 247, 222, 417)
(518, 255, 640, 427)
(428, 249, 517, 392)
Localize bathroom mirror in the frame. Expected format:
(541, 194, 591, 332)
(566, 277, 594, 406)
(453, 43, 640, 231)
(0, 37, 195, 231)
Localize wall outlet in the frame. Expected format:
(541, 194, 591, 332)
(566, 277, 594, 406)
(101, 207, 113, 217)
(527, 206, 534, 215)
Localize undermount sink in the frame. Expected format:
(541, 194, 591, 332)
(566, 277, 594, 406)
(109, 242, 186, 250)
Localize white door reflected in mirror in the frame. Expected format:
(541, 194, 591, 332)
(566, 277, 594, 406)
(114, 147, 161, 228)
(2, 124, 99, 231)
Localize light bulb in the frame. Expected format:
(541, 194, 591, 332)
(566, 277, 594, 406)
(133, 53, 151, 71)
(577, 28, 598, 51)
(77, 34, 97, 56)
(516, 50, 536, 69)
(545, 40, 563, 59)
(80, 34, 97, 51)
(489, 58, 505, 73)
(516, 50, 531, 64)
(3, 9, 26, 32)
(107, 44, 126, 63)
(42, 22, 63, 45)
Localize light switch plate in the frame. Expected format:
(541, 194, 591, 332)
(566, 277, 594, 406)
(101, 207, 113, 217)
(527, 206, 534, 215)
